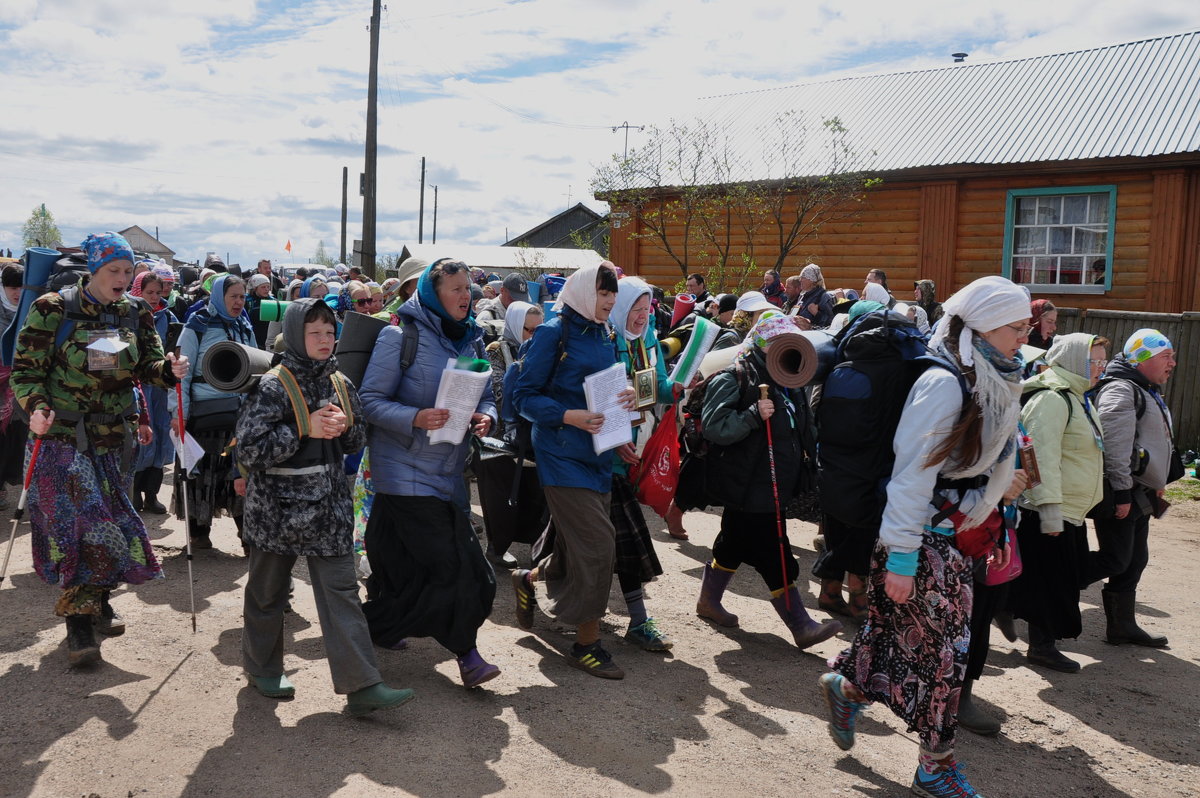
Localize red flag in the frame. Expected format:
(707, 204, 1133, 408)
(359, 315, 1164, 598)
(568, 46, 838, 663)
(284, 239, 292, 253)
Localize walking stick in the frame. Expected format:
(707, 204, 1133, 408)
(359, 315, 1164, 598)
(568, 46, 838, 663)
(759, 385, 791, 611)
(1, 437, 42, 585)
(175, 382, 197, 632)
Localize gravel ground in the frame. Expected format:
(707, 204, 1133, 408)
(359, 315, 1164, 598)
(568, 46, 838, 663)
(0, 474, 1196, 798)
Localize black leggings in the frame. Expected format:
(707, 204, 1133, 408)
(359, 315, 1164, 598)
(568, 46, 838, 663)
(1084, 502, 1151, 593)
(712, 508, 799, 592)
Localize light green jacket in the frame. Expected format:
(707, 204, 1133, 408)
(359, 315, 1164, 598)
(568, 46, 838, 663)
(1019, 362, 1104, 529)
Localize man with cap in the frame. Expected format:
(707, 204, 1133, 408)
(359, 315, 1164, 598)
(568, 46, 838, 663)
(1081, 329, 1179, 648)
(476, 273, 530, 324)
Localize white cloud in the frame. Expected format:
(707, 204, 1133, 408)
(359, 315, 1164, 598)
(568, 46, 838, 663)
(0, 0, 1196, 264)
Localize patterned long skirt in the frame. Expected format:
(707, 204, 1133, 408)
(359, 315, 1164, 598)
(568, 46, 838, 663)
(830, 532, 973, 753)
(27, 439, 163, 591)
(611, 474, 662, 584)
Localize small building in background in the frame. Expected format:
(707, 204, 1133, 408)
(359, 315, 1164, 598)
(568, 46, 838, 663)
(504, 203, 609, 256)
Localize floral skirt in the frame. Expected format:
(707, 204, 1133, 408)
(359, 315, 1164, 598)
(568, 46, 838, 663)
(830, 532, 972, 753)
(27, 439, 163, 590)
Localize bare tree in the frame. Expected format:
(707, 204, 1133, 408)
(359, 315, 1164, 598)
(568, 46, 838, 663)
(593, 112, 879, 288)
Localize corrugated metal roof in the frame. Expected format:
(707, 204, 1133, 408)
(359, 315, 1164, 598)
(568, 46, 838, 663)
(656, 30, 1200, 183)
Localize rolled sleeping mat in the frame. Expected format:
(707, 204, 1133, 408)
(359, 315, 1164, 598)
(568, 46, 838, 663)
(334, 311, 387, 387)
(764, 330, 838, 388)
(660, 336, 683, 360)
(670, 293, 696, 329)
(202, 340, 275, 394)
(257, 297, 290, 322)
(1, 247, 60, 366)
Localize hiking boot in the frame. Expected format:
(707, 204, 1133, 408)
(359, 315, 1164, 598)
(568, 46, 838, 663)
(143, 468, 167, 514)
(247, 673, 295, 699)
(567, 641, 624, 680)
(818, 672, 868, 750)
(1027, 644, 1081, 674)
(912, 758, 984, 797)
(696, 561, 739, 628)
(625, 617, 673, 651)
(65, 615, 101, 668)
(818, 578, 851, 617)
(512, 569, 536, 630)
(845, 573, 870, 623)
(93, 591, 126, 637)
(993, 609, 1018, 643)
(957, 680, 1000, 736)
(1103, 589, 1168, 648)
(457, 649, 501, 689)
(345, 682, 416, 717)
(771, 586, 843, 650)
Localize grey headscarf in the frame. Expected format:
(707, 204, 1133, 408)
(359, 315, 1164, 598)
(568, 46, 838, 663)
(283, 297, 320, 358)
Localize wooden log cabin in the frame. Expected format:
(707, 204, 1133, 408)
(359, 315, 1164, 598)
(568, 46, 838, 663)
(600, 31, 1200, 313)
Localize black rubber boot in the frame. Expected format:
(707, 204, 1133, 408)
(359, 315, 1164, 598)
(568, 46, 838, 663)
(129, 471, 144, 512)
(956, 678, 1001, 736)
(143, 467, 167, 515)
(93, 591, 126, 637)
(66, 614, 101, 667)
(1103, 589, 1168, 648)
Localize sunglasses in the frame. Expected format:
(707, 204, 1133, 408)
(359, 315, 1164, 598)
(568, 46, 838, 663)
(354, 298, 372, 306)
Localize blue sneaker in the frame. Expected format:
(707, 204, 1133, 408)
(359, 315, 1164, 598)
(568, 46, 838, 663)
(625, 617, 674, 651)
(818, 673, 869, 750)
(911, 759, 984, 797)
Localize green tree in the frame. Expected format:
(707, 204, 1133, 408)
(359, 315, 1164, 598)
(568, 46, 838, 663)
(22, 203, 63, 249)
(312, 240, 335, 266)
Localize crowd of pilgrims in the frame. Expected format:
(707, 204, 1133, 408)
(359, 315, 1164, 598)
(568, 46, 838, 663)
(0, 232, 1183, 797)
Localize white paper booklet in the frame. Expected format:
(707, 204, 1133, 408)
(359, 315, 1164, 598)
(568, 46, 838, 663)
(582, 362, 634, 455)
(428, 358, 492, 445)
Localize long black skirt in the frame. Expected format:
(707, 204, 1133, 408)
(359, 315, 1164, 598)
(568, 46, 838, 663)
(1006, 511, 1084, 640)
(362, 493, 496, 654)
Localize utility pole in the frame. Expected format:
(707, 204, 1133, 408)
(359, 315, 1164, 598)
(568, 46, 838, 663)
(612, 121, 644, 160)
(361, 0, 381, 278)
(432, 184, 441, 244)
(340, 166, 348, 264)
(418, 156, 426, 244)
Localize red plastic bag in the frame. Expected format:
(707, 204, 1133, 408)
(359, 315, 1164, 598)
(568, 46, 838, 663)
(631, 406, 680, 518)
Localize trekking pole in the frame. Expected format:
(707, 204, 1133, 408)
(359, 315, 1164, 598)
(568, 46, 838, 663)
(1, 437, 43, 585)
(175, 383, 197, 633)
(759, 385, 791, 611)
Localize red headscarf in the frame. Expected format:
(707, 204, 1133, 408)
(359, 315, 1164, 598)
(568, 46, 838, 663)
(130, 271, 166, 310)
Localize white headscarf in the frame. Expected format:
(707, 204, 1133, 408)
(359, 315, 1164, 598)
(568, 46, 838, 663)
(502, 300, 537, 347)
(610, 277, 653, 341)
(862, 282, 890, 305)
(927, 275, 1030, 527)
(553, 261, 617, 323)
(928, 275, 1030, 367)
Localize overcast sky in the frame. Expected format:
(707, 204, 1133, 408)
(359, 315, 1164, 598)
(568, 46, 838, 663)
(0, 0, 1196, 266)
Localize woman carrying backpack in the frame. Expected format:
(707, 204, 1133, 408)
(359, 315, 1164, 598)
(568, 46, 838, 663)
(1003, 333, 1108, 674)
(14, 231, 189, 666)
(173, 274, 256, 551)
(694, 313, 843, 650)
(818, 275, 1030, 798)
(510, 261, 637, 679)
(485, 300, 541, 440)
(358, 258, 501, 689)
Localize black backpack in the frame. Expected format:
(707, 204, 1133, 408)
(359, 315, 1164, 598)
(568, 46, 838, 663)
(678, 358, 751, 458)
(816, 310, 967, 530)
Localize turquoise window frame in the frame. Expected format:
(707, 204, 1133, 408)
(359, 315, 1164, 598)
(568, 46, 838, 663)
(1001, 185, 1117, 294)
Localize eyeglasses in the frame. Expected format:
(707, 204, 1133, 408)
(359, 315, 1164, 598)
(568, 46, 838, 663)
(1005, 323, 1034, 336)
(1088, 358, 1109, 368)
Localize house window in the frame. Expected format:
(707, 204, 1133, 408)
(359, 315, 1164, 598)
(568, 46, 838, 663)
(1002, 186, 1116, 294)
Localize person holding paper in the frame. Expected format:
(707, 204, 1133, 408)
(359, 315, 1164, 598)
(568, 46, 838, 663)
(510, 261, 636, 680)
(13, 231, 189, 667)
(359, 258, 502, 690)
(608, 276, 676, 650)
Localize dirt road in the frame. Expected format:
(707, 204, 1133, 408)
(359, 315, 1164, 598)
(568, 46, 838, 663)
(1, 478, 1196, 798)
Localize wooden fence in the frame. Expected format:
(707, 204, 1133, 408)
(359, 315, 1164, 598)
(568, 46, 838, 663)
(1056, 308, 1199, 450)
